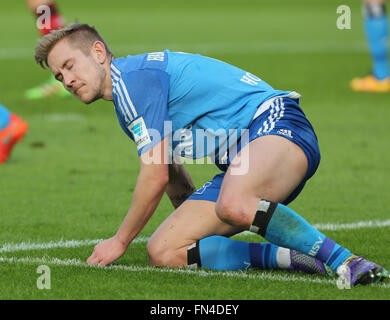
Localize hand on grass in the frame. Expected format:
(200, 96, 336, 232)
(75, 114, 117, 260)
(87, 235, 128, 267)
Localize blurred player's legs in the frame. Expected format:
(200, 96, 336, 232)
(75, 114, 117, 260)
(24, 0, 70, 99)
(25, 74, 70, 100)
(351, 0, 390, 92)
(0, 104, 28, 164)
(0, 104, 10, 130)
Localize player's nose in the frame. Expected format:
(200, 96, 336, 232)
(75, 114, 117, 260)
(63, 71, 76, 89)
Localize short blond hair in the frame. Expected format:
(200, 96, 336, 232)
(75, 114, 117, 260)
(34, 22, 113, 69)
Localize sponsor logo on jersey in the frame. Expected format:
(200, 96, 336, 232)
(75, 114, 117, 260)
(128, 117, 151, 150)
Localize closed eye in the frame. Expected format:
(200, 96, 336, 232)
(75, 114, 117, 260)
(55, 73, 63, 82)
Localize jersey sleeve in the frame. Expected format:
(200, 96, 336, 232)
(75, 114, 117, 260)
(114, 69, 171, 155)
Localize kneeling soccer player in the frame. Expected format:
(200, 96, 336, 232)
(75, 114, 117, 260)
(34, 23, 389, 286)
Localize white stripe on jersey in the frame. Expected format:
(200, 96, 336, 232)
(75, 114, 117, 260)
(118, 78, 138, 118)
(110, 63, 138, 121)
(111, 72, 120, 82)
(114, 83, 133, 122)
(111, 64, 121, 77)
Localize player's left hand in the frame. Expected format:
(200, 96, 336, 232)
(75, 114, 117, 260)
(86, 235, 128, 267)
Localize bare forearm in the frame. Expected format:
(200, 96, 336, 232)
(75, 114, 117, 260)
(116, 171, 168, 246)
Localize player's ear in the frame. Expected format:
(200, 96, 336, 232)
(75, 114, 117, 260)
(92, 41, 107, 64)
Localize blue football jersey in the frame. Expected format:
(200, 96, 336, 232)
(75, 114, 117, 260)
(111, 50, 293, 161)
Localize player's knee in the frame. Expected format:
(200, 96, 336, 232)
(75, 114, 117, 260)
(146, 239, 184, 267)
(215, 196, 252, 227)
(147, 239, 167, 266)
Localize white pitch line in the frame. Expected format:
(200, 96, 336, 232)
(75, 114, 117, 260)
(1, 219, 389, 254)
(43, 113, 85, 122)
(0, 40, 369, 60)
(111, 40, 369, 55)
(313, 219, 390, 231)
(0, 237, 149, 254)
(0, 239, 102, 254)
(0, 255, 340, 286)
(0, 255, 389, 289)
(236, 218, 390, 236)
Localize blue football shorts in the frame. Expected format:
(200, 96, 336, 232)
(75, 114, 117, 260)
(187, 96, 321, 205)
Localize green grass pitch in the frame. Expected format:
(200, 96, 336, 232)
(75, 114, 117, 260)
(1, 0, 390, 300)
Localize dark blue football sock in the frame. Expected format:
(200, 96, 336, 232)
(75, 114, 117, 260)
(249, 200, 352, 272)
(364, 3, 389, 80)
(187, 235, 278, 271)
(0, 104, 10, 130)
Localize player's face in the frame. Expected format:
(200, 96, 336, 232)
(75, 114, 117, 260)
(47, 38, 106, 104)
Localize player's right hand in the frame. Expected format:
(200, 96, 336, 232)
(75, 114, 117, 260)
(86, 235, 128, 267)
